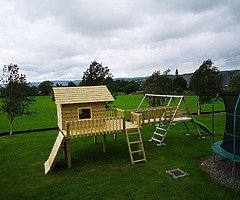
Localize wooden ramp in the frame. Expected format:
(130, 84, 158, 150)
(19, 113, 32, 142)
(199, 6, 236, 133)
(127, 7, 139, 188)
(44, 131, 66, 174)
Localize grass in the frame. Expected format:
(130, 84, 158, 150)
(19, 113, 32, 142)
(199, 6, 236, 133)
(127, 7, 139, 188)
(0, 94, 224, 134)
(0, 94, 239, 199)
(1, 113, 239, 199)
(0, 96, 57, 133)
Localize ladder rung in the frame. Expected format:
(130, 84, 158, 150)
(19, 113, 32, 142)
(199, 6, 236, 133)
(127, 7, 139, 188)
(127, 132, 139, 135)
(156, 127, 166, 131)
(133, 159, 146, 163)
(131, 150, 143, 154)
(151, 137, 162, 143)
(129, 141, 141, 144)
(154, 132, 164, 137)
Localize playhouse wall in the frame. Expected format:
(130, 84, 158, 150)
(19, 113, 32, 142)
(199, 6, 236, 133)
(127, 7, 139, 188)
(56, 104, 62, 129)
(58, 102, 107, 130)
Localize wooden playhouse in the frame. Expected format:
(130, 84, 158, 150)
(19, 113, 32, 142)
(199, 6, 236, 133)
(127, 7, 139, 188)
(54, 85, 115, 131)
(45, 85, 155, 174)
(44, 86, 201, 174)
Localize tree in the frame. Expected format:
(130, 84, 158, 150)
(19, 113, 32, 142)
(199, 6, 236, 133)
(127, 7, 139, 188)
(175, 69, 179, 76)
(124, 81, 140, 94)
(189, 59, 222, 114)
(0, 85, 3, 98)
(27, 85, 39, 96)
(173, 77, 187, 92)
(173, 68, 187, 93)
(111, 79, 128, 93)
(1, 64, 35, 135)
(143, 70, 173, 95)
(68, 81, 76, 87)
(38, 80, 53, 95)
(228, 73, 240, 92)
(80, 61, 113, 88)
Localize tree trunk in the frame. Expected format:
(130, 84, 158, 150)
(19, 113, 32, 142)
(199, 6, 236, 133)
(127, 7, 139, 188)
(197, 100, 202, 115)
(9, 120, 13, 136)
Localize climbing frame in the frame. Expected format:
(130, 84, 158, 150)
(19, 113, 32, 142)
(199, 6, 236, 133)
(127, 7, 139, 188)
(138, 94, 201, 145)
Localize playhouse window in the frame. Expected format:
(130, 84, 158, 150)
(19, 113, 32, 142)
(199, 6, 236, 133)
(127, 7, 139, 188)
(78, 108, 92, 119)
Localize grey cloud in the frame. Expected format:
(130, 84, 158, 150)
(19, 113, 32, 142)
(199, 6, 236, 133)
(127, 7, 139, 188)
(0, 0, 240, 82)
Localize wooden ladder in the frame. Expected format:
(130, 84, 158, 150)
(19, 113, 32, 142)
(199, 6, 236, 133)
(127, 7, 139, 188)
(150, 125, 168, 146)
(126, 127, 147, 164)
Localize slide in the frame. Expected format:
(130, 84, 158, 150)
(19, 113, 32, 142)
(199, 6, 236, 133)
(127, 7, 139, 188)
(44, 131, 66, 174)
(193, 119, 212, 135)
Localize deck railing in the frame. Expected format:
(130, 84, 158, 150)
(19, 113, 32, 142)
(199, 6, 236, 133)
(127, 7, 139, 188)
(130, 106, 172, 125)
(63, 107, 172, 138)
(106, 108, 125, 118)
(65, 116, 124, 138)
(130, 112, 142, 126)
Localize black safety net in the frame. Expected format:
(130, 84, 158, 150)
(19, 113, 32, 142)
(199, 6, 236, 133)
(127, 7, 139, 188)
(221, 93, 240, 156)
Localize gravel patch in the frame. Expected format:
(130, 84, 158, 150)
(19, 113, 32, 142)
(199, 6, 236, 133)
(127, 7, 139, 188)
(200, 155, 240, 189)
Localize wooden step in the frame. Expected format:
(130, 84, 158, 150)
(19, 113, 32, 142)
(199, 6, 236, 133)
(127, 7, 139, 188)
(126, 132, 139, 135)
(153, 132, 164, 137)
(129, 141, 141, 144)
(131, 149, 143, 154)
(156, 127, 166, 131)
(133, 159, 146, 163)
(151, 137, 162, 143)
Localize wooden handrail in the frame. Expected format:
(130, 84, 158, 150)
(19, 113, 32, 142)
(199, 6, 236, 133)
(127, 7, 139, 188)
(65, 116, 124, 138)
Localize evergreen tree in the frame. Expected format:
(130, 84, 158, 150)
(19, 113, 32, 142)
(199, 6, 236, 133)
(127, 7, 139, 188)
(189, 59, 222, 114)
(143, 70, 173, 95)
(38, 80, 53, 95)
(228, 73, 240, 92)
(80, 61, 113, 91)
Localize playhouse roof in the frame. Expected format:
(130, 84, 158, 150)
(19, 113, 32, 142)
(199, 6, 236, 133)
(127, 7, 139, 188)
(53, 85, 114, 105)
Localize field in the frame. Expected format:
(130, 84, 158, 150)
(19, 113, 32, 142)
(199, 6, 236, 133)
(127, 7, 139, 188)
(0, 96, 57, 134)
(0, 94, 224, 134)
(1, 94, 238, 199)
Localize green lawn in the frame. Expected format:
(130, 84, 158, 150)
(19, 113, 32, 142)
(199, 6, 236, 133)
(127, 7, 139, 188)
(0, 94, 239, 199)
(1, 113, 239, 199)
(0, 94, 224, 134)
(0, 96, 57, 133)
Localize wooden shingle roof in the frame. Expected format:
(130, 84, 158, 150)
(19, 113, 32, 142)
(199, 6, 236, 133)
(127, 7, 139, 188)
(53, 85, 114, 105)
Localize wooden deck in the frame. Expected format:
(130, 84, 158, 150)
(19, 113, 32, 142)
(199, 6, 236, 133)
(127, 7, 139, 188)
(62, 106, 174, 139)
(63, 117, 139, 138)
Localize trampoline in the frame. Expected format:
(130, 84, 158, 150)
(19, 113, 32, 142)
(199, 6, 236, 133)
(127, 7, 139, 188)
(212, 93, 240, 163)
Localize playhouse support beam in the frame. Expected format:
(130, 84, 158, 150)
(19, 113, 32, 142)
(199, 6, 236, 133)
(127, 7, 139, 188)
(103, 134, 107, 153)
(93, 136, 97, 144)
(64, 139, 72, 168)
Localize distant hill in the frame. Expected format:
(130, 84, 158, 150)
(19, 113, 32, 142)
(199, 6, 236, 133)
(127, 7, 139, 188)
(30, 80, 80, 87)
(117, 69, 240, 87)
(115, 77, 148, 85)
(181, 69, 240, 86)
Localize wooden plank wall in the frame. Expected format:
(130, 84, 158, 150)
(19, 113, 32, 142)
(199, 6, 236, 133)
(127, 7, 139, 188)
(61, 102, 107, 130)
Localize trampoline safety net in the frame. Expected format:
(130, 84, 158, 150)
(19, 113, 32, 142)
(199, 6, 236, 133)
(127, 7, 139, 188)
(221, 93, 240, 156)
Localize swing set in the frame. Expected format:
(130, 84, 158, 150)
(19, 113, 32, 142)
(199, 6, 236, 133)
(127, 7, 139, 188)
(137, 94, 205, 145)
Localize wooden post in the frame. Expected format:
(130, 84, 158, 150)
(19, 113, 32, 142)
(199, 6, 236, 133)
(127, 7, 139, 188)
(123, 114, 126, 131)
(93, 136, 97, 143)
(103, 134, 107, 153)
(65, 122, 72, 168)
(64, 139, 72, 168)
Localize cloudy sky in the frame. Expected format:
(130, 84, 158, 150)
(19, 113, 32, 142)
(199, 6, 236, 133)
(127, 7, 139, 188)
(0, 0, 240, 82)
